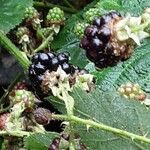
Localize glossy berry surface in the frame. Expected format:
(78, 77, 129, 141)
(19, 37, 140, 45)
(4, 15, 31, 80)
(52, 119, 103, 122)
(80, 11, 124, 68)
(49, 57, 59, 71)
(29, 52, 87, 90)
(57, 53, 69, 64)
(61, 62, 71, 74)
(92, 17, 101, 27)
(98, 26, 111, 43)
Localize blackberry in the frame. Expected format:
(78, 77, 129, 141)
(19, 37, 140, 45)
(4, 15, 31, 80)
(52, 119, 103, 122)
(46, 7, 65, 26)
(29, 52, 81, 92)
(80, 11, 134, 68)
(85, 25, 98, 38)
(92, 17, 101, 27)
(74, 22, 89, 38)
(110, 11, 122, 18)
(24, 7, 39, 20)
(61, 62, 71, 74)
(38, 53, 49, 66)
(47, 52, 55, 59)
(34, 63, 46, 75)
(49, 57, 59, 71)
(100, 14, 112, 25)
(29, 51, 91, 95)
(91, 37, 103, 51)
(97, 26, 111, 43)
(118, 83, 146, 100)
(57, 52, 69, 64)
(34, 107, 51, 125)
(84, 8, 101, 23)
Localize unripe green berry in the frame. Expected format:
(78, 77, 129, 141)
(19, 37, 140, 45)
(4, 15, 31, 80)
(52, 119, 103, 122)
(10, 90, 36, 109)
(74, 22, 89, 38)
(24, 7, 39, 20)
(46, 7, 65, 25)
(84, 8, 101, 23)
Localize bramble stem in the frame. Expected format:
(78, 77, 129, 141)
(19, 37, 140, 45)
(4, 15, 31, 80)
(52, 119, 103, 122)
(52, 114, 150, 144)
(33, 1, 77, 13)
(0, 32, 30, 70)
(34, 32, 54, 53)
(0, 130, 31, 137)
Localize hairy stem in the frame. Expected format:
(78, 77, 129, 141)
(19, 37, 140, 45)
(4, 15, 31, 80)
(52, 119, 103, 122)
(52, 114, 150, 144)
(0, 32, 30, 70)
(0, 130, 31, 137)
(33, 1, 77, 13)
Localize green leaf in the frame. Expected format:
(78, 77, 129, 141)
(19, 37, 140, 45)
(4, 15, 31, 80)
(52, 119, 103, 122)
(47, 88, 150, 149)
(0, 0, 33, 33)
(24, 132, 59, 150)
(95, 40, 150, 93)
(121, 0, 150, 15)
(58, 41, 89, 68)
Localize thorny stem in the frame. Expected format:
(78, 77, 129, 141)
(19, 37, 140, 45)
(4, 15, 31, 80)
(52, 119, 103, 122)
(52, 114, 150, 144)
(34, 32, 54, 53)
(0, 31, 30, 70)
(33, 1, 77, 13)
(60, 90, 75, 149)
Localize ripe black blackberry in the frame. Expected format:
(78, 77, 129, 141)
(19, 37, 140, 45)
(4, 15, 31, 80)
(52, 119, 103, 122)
(80, 11, 133, 68)
(28, 52, 88, 92)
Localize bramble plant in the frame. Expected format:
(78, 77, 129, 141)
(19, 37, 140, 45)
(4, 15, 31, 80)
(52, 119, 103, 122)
(1, 0, 150, 149)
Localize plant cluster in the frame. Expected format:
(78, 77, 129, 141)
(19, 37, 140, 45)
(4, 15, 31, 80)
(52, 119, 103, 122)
(0, 0, 150, 150)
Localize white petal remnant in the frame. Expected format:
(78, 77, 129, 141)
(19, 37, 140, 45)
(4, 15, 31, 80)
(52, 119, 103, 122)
(115, 9, 150, 45)
(41, 66, 94, 96)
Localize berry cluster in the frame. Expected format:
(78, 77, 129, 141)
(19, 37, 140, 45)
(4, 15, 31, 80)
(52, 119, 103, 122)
(118, 83, 146, 101)
(24, 7, 39, 20)
(46, 7, 65, 25)
(84, 8, 100, 23)
(74, 22, 89, 38)
(34, 107, 51, 125)
(80, 11, 133, 68)
(29, 52, 82, 89)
